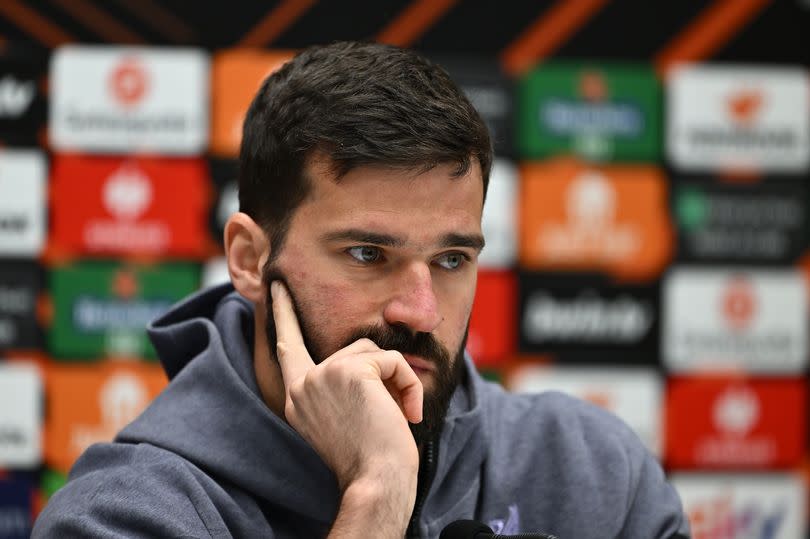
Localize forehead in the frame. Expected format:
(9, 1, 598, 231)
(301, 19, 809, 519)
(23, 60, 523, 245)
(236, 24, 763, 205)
(293, 157, 485, 237)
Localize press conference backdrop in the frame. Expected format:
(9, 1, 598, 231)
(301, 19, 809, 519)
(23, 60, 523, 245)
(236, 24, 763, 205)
(0, 1, 809, 537)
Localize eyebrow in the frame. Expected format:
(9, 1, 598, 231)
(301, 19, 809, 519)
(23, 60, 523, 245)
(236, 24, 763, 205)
(321, 229, 486, 252)
(439, 233, 486, 253)
(321, 229, 405, 248)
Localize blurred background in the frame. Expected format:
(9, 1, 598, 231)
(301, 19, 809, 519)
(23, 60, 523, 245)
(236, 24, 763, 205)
(0, 0, 808, 537)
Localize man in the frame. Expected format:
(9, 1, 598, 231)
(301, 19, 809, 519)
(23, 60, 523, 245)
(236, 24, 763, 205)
(35, 42, 689, 538)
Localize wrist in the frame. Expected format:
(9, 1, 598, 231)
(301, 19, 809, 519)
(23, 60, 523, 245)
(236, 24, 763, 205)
(330, 472, 417, 538)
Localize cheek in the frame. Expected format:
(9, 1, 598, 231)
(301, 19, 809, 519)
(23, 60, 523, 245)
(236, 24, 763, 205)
(286, 274, 374, 348)
(437, 287, 476, 347)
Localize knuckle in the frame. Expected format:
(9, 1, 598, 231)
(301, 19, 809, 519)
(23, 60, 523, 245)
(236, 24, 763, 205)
(283, 400, 296, 421)
(355, 338, 378, 350)
(323, 359, 347, 383)
(288, 378, 305, 401)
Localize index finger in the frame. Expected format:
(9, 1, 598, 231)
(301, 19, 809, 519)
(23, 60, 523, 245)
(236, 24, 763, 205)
(270, 280, 315, 383)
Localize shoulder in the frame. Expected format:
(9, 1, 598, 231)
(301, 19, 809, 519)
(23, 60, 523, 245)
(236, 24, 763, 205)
(478, 380, 635, 444)
(33, 442, 227, 538)
(477, 385, 689, 537)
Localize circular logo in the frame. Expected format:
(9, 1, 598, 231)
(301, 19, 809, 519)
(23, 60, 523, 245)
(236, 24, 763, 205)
(110, 58, 148, 106)
(103, 163, 153, 220)
(722, 277, 756, 331)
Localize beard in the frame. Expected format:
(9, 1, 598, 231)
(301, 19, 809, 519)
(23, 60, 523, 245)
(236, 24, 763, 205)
(263, 270, 467, 447)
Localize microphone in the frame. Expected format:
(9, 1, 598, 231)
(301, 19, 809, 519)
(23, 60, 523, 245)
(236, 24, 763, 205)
(440, 520, 558, 539)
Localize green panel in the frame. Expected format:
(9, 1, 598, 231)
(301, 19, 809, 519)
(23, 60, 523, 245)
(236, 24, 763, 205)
(49, 261, 199, 360)
(517, 62, 661, 161)
(40, 468, 67, 500)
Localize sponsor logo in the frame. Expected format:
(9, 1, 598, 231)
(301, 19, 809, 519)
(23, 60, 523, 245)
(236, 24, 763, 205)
(541, 98, 643, 136)
(668, 66, 809, 172)
(537, 170, 640, 261)
(523, 291, 653, 343)
(667, 379, 805, 468)
(50, 47, 208, 153)
(721, 277, 756, 331)
(0, 286, 33, 315)
(63, 106, 188, 135)
(0, 214, 28, 232)
(103, 162, 152, 219)
(109, 58, 148, 107)
(688, 125, 795, 152)
(727, 89, 762, 126)
(70, 373, 148, 456)
(695, 387, 776, 466)
(518, 64, 659, 161)
(52, 155, 208, 257)
(44, 362, 167, 472)
(82, 163, 169, 252)
(519, 159, 671, 280)
(0, 150, 46, 255)
(663, 270, 807, 373)
(67, 269, 172, 354)
(0, 75, 35, 117)
(541, 70, 643, 137)
(687, 491, 788, 539)
(72, 297, 171, 332)
(675, 184, 803, 262)
(714, 386, 758, 436)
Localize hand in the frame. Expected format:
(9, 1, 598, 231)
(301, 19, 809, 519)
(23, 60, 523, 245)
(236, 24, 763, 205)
(270, 280, 423, 533)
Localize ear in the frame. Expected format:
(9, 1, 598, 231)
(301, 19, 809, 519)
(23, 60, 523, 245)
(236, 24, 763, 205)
(224, 212, 270, 303)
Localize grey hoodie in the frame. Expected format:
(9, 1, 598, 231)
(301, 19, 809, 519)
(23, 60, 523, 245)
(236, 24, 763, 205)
(34, 284, 690, 538)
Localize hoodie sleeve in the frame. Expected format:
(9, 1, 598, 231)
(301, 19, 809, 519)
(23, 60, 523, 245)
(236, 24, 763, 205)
(32, 443, 226, 538)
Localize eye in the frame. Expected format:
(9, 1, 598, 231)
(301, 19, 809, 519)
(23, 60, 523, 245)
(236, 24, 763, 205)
(347, 246, 382, 264)
(436, 252, 467, 270)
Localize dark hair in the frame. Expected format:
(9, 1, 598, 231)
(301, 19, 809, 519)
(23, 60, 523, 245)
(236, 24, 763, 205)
(238, 41, 492, 258)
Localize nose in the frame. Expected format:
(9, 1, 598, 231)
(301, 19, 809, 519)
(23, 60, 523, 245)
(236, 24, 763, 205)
(383, 262, 441, 334)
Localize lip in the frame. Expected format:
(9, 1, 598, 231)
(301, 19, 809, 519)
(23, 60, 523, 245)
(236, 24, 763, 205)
(403, 354, 435, 373)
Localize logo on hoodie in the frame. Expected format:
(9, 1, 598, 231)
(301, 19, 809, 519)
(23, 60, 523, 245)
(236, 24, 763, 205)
(488, 504, 520, 535)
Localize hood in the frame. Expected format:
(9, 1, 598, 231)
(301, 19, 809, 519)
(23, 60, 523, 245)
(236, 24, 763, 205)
(117, 283, 489, 527)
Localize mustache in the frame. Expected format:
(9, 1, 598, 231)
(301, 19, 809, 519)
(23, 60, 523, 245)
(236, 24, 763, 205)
(341, 324, 450, 365)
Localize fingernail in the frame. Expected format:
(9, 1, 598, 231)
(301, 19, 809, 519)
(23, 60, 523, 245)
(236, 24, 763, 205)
(270, 280, 280, 297)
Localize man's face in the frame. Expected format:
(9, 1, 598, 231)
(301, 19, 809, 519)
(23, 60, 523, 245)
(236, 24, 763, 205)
(263, 156, 484, 444)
